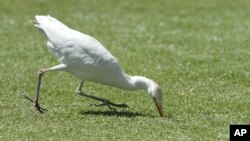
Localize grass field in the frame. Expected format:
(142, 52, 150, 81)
(1, 0, 250, 140)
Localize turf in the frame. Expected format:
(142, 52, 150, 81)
(0, 0, 250, 140)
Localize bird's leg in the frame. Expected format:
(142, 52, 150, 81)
(33, 69, 48, 113)
(24, 69, 48, 113)
(76, 80, 84, 95)
(76, 81, 129, 111)
(22, 69, 48, 113)
(33, 64, 67, 113)
(23, 64, 67, 113)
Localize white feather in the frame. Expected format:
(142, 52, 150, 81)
(34, 15, 163, 116)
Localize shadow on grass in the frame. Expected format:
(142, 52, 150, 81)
(79, 110, 152, 118)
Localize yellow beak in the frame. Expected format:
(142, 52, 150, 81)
(153, 98, 164, 117)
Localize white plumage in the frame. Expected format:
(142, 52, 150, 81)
(32, 15, 163, 117)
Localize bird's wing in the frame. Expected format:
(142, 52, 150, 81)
(35, 15, 121, 78)
(50, 29, 119, 74)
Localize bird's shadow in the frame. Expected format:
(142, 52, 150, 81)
(79, 110, 152, 118)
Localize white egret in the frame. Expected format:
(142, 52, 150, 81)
(27, 15, 163, 117)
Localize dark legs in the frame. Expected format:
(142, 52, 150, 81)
(23, 69, 48, 113)
(33, 69, 48, 113)
(23, 64, 67, 113)
(23, 64, 128, 113)
(76, 81, 129, 111)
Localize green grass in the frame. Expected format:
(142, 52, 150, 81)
(1, 0, 250, 140)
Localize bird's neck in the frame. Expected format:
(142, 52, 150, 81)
(121, 74, 152, 91)
(96, 72, 157, 93)
(120, 74, 163, 117)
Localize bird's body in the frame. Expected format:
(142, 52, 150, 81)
(36, 16, 132, 89)
(33, 15, 163, 117)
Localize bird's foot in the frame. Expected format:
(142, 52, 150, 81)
(22, 95, 47, 113)
(76, 90, 82, 96)
(91, 99, 129, 111)
(76, 91, 129, 111)
(22, 95, 34, 103)
(34, 103, 47, 113)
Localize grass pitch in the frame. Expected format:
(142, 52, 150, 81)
(0, 0, 250, 140)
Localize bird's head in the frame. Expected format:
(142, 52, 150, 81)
(147, 82, 164, 117)
(132, 76, 164, 117)
(33, 15, 69, 33)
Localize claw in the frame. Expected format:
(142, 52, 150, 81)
(34, 103, 47, 113)
(22, 95, 47, 113)
(22, 95, 34, 102)
(77, 91, 129, 111)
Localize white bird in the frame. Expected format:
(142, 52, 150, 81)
(29, 15, 163, 117)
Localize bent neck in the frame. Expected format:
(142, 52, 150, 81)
(110, 73, 163, 117)
(129, 75, 149, 90)
(97, 72, 157, 93)
(119, 74, 152, 91)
